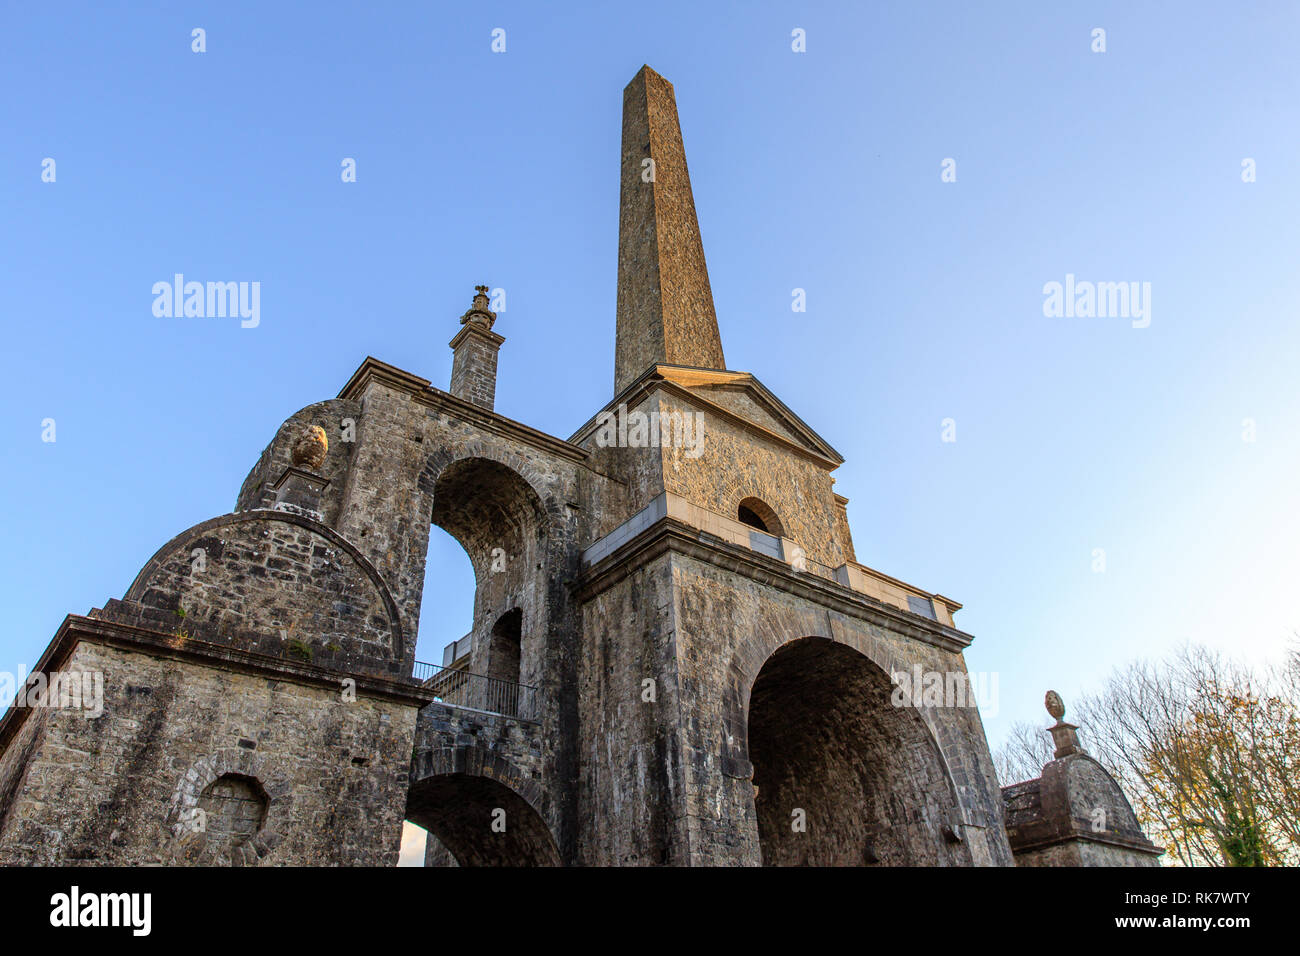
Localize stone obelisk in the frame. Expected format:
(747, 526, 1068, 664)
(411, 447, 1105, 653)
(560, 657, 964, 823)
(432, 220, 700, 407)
(614, 66, 727, 395)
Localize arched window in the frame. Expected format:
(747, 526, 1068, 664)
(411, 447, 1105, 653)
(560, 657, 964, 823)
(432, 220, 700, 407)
(486, 608, 523, 714)
(197, 773, 267, 850)
(737, 498, 784, 537)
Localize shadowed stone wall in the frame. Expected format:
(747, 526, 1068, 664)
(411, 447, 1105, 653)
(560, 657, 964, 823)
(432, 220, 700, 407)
(0, 641, 416, 866)
(577, 552, 686, 865)
(407, 702, 555, 866)
(668, 551, 1012, 866)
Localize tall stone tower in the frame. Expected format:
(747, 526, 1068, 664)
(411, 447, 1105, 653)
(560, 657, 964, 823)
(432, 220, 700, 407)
(615, 66, 727, 393)
(0, 66, 1153, 867)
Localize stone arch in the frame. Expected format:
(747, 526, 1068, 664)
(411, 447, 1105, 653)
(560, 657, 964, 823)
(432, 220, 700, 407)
(425, 455, 551, 580)
(419, 448, 563, 550)
(724, 614, 961, 779)
(736, 496, 784, 537)
(123, 510, 405, 667)
(741, 636, 972, 866)
(407, 746, 559, 867)
(165, 747, 295, 866)
(487, 607, 523, 685)
(415, 453, 555, 693)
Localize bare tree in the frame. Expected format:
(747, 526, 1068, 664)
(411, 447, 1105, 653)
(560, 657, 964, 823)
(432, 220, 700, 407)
(993, 719, 1053, 787)
(994, 642, 1300, 866)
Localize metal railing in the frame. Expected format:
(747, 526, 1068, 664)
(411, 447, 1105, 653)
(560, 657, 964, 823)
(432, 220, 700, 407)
(412, 660, 536, 721)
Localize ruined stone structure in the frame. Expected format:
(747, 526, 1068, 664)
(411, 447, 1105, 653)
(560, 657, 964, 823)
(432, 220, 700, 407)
(0, 66, 1155, 866)
(1001, 694, 1162, 866)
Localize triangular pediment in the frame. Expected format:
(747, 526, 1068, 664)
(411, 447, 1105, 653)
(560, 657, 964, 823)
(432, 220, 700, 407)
(654, 366, 844, 465)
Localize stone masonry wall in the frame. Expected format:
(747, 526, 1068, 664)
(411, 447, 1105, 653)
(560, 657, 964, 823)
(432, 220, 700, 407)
(118, 511, 403, 673)
(0, 641, 417, 866)
(1014, 839, 1158, 867)
(656, 389, 852, 569)
(577, 551, 688, 865)
(449, 331, 502, 411)
(236, 398, 362, 522)
(666, 550, 1012, 866)
(580, 390, 671, 539)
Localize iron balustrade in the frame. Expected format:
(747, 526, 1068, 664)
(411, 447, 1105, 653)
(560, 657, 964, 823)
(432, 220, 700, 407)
(412, 660, 536, 720)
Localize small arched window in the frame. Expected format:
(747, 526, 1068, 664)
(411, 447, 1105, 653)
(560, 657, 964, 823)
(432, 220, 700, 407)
(486, 608, 524, 715)
(197, 773, 268, 849)
(737, 498, 784, 537)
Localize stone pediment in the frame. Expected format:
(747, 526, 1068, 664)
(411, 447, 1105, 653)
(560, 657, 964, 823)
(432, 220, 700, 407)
(654, 365, 844, 466)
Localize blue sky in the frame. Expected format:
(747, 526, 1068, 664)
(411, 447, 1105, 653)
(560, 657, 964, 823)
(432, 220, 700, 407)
(3, 0, 1299, 764)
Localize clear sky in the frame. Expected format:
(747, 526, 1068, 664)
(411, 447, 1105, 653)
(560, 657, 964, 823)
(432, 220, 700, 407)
(4, 0, 1298, 775)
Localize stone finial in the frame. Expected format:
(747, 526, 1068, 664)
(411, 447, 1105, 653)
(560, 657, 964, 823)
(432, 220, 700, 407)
(275, 425, 331, 519)
(291, 425, 328, 471)
(1045, 690, 1066, 723)
(449, 285, 506, 410)
(1045, 689, 1084, 758)
(460, 285, 497, 331)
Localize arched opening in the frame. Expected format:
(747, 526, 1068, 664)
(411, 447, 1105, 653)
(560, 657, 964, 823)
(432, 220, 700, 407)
(397, 820, 471, 867)
(398, 820, 431, 867)
(430, 458, 546, 581)
(746, 637, 971, 866)
(172, 771, 271, 866)
(406, 773, 560, 867)
(737, 497, 784, 537)
(197, 773, 267, 852)
(486, 608, 523, 714)
(414, 458, 547, 713)
(415, 526, 475, 667)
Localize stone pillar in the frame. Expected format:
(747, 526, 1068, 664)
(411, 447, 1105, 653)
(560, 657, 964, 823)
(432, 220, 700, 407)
(272, 425, 330, 520)
(271, 467, 329, 521)
(449, 285, 504, 411)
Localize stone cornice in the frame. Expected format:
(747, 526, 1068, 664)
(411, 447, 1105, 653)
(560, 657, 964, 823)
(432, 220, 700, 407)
(337, 355, 433, 398)
(448, 323, 505, 351)
(843, 558, 964, 617)
(574, 515, 975, 654)
(0, 614, 439, 755)
(1004, 828, 1164, 857)
(338, 356, 590, 465)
